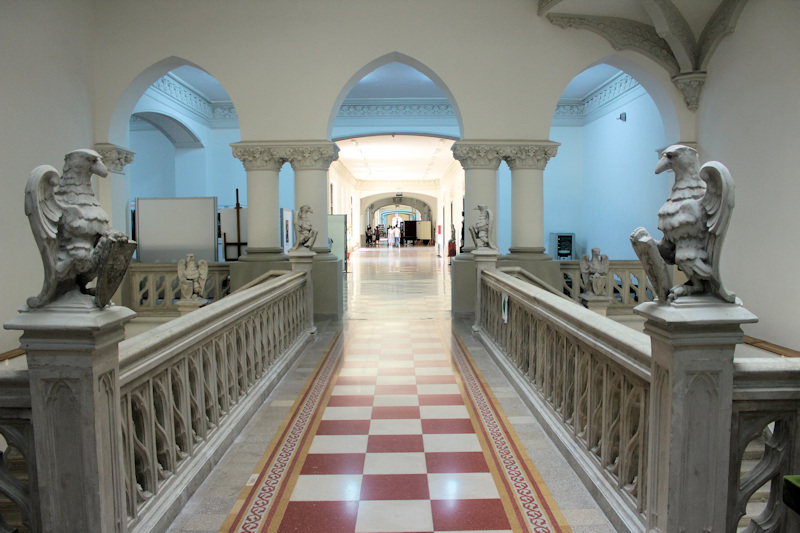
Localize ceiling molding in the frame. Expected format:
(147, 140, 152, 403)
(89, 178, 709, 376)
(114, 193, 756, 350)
(338, 98, 454, 118)
(554, 73, 644, 125)
(547, 14, 680, 76)
(147, 74, 237, 124)
(697, 0, 749, 70)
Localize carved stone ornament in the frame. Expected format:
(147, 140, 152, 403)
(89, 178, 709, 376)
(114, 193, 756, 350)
(501, 144, 560, 170)
(451, 144, 502, 170)
(93, 143, 135, 174)
(289, 205, 318, 251)
(177, 253, 208, 300)
(579, 248, 610, 296)
(231, 145, 284, 171)
(469, 205, 496, 250)
(630, 145, 739, 304)
(284, 144, 340, 171)
(23, 149, 136, 310)
(671, 72, 707, 112)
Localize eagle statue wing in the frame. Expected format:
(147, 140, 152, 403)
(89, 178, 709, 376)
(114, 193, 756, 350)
(488, 208, 496, 249)
(700, 161, 737, 302)
(579, 254, 590, 287)
(177, 258, 187, 281)
(24, 165, 63, 308)
(198, 260, 209, 297)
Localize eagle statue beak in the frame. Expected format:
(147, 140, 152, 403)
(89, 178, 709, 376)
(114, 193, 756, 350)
(655, 154, 671, 175)
(92, 158, 109, 179)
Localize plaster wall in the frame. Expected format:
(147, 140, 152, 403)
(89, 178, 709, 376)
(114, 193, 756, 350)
(697, 0, 800, 349)
(129, 127, 177, 199)
(580, 92, 667, 260)
(0, 0, 95, 351)
(545, 126, 584, 255)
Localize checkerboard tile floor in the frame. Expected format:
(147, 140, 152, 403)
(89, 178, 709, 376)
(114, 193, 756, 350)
(278, 324, 513, 532)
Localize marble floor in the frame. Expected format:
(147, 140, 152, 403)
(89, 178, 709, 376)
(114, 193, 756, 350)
(166, 245, 615, 533)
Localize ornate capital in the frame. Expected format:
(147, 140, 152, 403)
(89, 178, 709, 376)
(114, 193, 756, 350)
(671, 72, 706, 112)
(230, 143, 284, 171)
(284, 143, 340, 171)
(499, 143, 560, 170)
(451, 143, 502, 170)
(93, 143, 134, 174)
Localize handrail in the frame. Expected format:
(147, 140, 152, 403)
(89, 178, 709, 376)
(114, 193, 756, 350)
(117, 269, 313, 531)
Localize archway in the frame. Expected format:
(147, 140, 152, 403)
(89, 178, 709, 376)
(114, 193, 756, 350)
(544, 60, 674, 261)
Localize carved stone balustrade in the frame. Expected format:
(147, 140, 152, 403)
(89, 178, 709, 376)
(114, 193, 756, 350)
(128, 262, 231, 317)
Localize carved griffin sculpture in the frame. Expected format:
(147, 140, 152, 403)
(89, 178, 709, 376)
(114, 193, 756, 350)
(24, 149, 134, 308)
(469, 204, 495, 249)
(631, 145, 738, 304)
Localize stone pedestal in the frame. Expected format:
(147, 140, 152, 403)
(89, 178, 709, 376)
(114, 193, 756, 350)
(580, 292, 612, 316)
(472, 248, 500, 330)
(175, 298, 209, 316)
(4, 293, 135, 533)
(635, 296, 757, 533)
(288, 249, 317, 334)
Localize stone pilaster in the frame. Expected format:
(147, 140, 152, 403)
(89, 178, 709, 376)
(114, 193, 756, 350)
(472, 248, 500, 331)
(636, 296, 757, 532)
(4, 294, 135, 533)
(231, 142, 285, 259)
(288, 248, 317, 335)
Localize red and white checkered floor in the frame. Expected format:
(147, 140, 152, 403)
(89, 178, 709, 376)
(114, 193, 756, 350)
(223, 320, 568, 532)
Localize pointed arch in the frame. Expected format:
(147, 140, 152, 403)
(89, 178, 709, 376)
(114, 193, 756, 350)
(326, 52, 464, 140)
(133, 112, 203, 148)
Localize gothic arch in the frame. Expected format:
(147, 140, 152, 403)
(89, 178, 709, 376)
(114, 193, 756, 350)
(326, 52, 464, 140)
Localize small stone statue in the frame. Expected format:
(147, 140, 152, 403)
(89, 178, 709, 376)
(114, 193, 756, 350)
(290, 205, 318, 251)
(449, 224, 456, 244)
(24, 149, 136, 308)
(580, 248, 610, 296)
(631, 145, 739, 304)
(469, 204, 495, 249)
(177, 253, 208, 300)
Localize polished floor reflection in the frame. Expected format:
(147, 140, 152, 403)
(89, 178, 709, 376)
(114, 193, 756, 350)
(167, 245, 614, 533)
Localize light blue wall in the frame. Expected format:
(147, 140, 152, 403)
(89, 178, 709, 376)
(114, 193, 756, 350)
(129, 127, 176, 199)
(544, 91, 666, 260)
(208, 128, 247, 208)
(496, 162, 511, 254)
(279, 163, 295, 211)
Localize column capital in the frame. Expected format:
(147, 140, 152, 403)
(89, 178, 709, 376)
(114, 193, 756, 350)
(499, 142, 560, 170)
(230, 142, 285, 171)
(451, 142, 502, 170)
(283, 142, 340, 171)
(93, 143, 134, 174)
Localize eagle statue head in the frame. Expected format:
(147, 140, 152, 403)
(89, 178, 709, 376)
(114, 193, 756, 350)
(655, 145, 699, 177)
(62, 149, 109, 180)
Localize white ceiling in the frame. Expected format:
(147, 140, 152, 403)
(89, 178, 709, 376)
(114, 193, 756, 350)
(335, 135, 455, 182)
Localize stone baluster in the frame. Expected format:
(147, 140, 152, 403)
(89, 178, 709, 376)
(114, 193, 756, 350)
(231, 142, 285, 260)
(4, 298, 135, 533)
(636, 296, 757, 532)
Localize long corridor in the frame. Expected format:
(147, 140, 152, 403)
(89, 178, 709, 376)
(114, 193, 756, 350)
(167, 246, 614, 533)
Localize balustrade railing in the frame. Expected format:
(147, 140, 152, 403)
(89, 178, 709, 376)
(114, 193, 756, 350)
(559, 260, 657, 313)
(118, 269, 312, 531)
(0, 371, 39, 533)
(476, 268, 651, 529)
(128, 263, 231, 316)
(475, 266, 800, 532)
(728, 360, 800, 532)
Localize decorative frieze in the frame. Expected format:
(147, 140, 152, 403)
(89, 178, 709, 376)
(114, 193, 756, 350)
(93, 143, 135, 174)
(338, 100, 454, 118)
(148, 74, 237, 122)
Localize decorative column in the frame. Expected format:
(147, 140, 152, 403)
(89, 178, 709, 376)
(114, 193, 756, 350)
(4, 296, 135, 533)
(284, 142, 340, 257)
(501, 142, 559, 255)
(636, 296, 757, 532)
(450, 142, 502, 316)
(451, 142, 502, 255)
(231, 142, 285, 260)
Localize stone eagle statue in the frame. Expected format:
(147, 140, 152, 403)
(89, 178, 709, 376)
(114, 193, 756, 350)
(177, 253, 208, 300)
(631, 145, 738, 304)
(24, 149, 135, 309)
